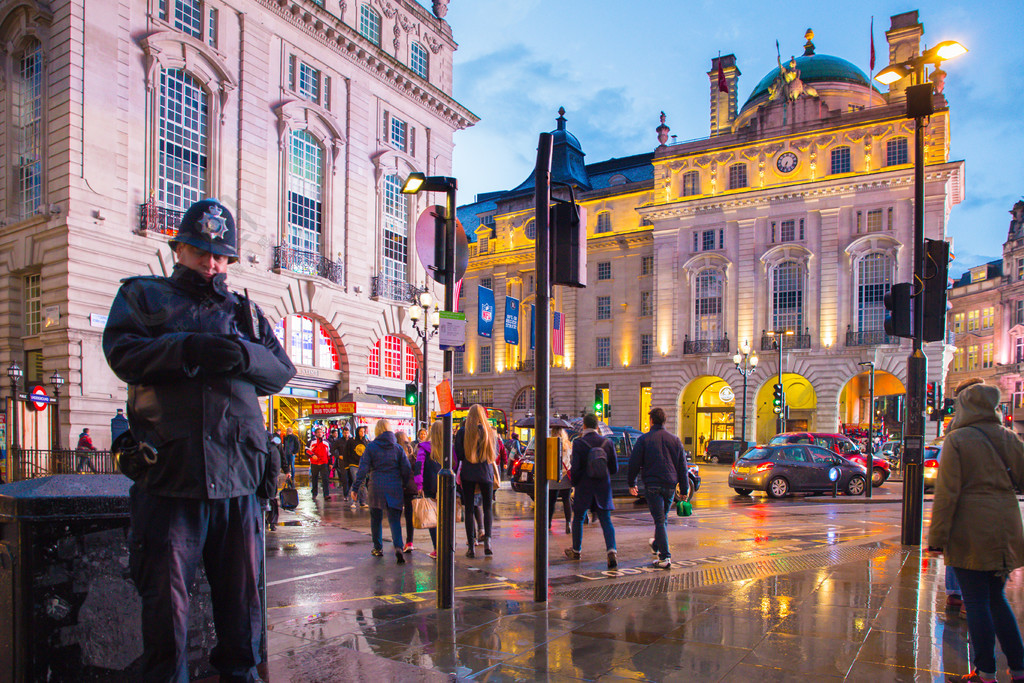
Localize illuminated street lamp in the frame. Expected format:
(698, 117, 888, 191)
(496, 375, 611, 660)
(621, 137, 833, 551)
(8, 362, 23, 467)
(875, 38, 966, 545)
(731, 343, 759, 444)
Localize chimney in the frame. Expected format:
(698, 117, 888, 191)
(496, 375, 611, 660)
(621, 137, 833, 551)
(708, 54, 740, 136)
(884, 11, 923, 99)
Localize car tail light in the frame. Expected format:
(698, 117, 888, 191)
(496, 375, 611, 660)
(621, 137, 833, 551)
(510, 461, 521, 477)
(924, 459, 939, 469)
(756, 462, 774, 472)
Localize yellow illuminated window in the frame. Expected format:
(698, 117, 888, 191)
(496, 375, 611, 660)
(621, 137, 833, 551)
(982, 307, 994, 329)
(952, 313, 963, 333)
(967, 310, 979, 331)
(967, 345, 978, 370)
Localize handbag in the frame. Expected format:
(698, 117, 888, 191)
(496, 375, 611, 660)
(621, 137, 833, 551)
(675, 499, 693, 517)
(412, 494, 438, 529)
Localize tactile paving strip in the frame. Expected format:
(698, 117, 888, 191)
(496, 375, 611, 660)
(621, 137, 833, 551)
(557, 543, 903, 601)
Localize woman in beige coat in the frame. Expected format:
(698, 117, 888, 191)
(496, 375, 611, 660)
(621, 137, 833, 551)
(928, 379, 1024, 683)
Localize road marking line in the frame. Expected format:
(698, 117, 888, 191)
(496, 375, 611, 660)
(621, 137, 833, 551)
(267, 580, 517, 610)
(267, 566, 354, 587)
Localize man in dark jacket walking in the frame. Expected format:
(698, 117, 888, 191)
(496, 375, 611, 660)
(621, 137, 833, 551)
(628, 407, 688, 568)
(103, 198, 296, 682)
(282, 427, 300, 478)
(331, 426, 350, 495)
(564, 414, 618, 568)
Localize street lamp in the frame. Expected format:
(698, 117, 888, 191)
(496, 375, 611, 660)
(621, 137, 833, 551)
(400, 171, 458, 609)
(8, 362, 23, 473)
(409, 290, 440, 432)
(875, 38, 966, 545)
(858, 361, 875, 499)
(732, 343, 759, 444)
(766, 329, 794, 434)
(50, 371, 65, 452)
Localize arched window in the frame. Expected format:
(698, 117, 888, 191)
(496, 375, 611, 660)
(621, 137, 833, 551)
(272, 315, 341, 369)
(694, 269, 723, 340)
(772, 261, 804, 332)
(524, 219, 536, 240)
(366, 335, 418, 381)
(382, 174, 408, 282)
(608, 174, 628, 186)
(13, 39, 44, 218)
(359, 4, 381, 45)
(159, 69, 208, 211)
(856, 253, 892, 332)
(513, 386, 536, 411)
(410, 42, 428, 79)
(287, 130, 323, 256)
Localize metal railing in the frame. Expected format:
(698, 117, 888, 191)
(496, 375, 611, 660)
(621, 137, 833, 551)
(371, 275, 421, 303)
(517, 358, 535, 372)
(138, 202, 183, 236)
(5, 448, 117, 482)
(845, 329, 898, 346)
(682, 337, 730, 354)
(760, 333, 812, 351)
(273, 245, 344, 285)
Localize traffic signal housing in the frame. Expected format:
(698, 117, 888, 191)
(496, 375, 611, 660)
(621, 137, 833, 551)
(926, 382, 936, 413)
(405, 382, 418, 406)
(942, 398, 955, 417)
(772, 383, 784, 414)
(593, 387, 604, 416)
(922, 239, 951, 343)
(884, 282, 913, 338)
(550, 199, 587, 288)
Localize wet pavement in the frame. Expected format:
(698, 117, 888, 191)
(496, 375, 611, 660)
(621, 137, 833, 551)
(263, 468, 1024, 681)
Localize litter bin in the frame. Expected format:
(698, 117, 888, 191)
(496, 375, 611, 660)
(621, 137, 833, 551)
(0, 475, 229, 682)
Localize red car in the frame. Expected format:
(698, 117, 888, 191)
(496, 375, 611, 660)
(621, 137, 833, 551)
(768, 432, 890, 487)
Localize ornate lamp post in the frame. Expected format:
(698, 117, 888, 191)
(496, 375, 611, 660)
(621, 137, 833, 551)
(8, 362, 23, 477)
(50, 371, 65, 452)
(732, 343, 759, 443)
(409, 290, 440, 432)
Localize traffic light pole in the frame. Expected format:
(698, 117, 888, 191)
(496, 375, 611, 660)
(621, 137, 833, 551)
(533, 133, 553, 602)
(437, 181, 457, 608)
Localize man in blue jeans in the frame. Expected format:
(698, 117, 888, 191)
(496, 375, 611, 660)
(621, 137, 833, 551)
(564, 413, 619, 568)
(628, 407, 688, 569)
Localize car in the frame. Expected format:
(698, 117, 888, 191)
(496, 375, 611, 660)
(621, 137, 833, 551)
(923, 444, 942, 491)
(702, 439, 756, 464)
(728, 444, 869, 498)
(768, 432, 891, 487)
(508, 428, 701, 502)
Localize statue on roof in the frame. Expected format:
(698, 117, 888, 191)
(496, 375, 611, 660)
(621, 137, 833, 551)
(1010, 199, 1024, 238)
(656, 111, 670, 147)
(432, 0, 448, 19)
(768, 32, 819, 102)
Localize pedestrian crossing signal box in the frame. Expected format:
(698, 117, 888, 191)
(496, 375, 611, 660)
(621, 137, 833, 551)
(546, 437, 561, 481)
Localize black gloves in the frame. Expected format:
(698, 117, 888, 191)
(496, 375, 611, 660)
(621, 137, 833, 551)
(184, 333, 245, 374)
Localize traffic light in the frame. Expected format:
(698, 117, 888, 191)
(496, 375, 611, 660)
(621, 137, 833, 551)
(550, 198, 587, 288)
(922, 239, 951, 343)
(942, 398, 955, 416)
(883, 282, 913, 338)
(405, 382, 418, 406)
(925, 382, 936, 413)
(593, 387, 604, 415)
(772, 383, 784, 414)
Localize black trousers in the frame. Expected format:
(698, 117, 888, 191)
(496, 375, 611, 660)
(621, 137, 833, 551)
(310, 463, 331, 498)
(128, 487, 263, 682)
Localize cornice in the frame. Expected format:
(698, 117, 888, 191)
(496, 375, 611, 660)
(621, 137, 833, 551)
(252, 0, 477, 130)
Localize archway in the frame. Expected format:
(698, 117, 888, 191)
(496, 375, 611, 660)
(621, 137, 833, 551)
(754, 373, 817, 444)
(678, 375, 735, 456)
(838, 370, 906, 441)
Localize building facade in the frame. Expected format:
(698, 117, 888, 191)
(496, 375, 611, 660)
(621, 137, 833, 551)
(1000, 202, 1024, 433)
(0, 0, 476, 454)
(457, 11, 961, 453)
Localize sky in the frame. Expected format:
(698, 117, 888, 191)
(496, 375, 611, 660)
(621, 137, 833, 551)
(423, 0, 1024, 276)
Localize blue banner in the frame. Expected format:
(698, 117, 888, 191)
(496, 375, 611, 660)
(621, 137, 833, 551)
(504, 297, 520, 346)
(478, 285, 494, 338)
(530, 304, 535, 350)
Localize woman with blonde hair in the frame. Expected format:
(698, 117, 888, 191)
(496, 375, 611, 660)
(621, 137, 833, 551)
(351, 418, 411, 564)
(548, 426, 573, 534)
(454, 404, 500, 557)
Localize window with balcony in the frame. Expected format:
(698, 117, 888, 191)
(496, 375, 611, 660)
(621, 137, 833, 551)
(596, 296, 611, 320)
(772, 261, 804, 333)
(886, 137, 908, 166)
(159, 69, 208, 212)
(596, 337, 611, 368)
(728, 163, 747, 189)
(596, 212, 612, 234)
(359, 4, 381, 45)
(382, 174, 408, 284)
(694, 269, 723, 341)
(410, 42, 428, 79)
(830, 146, 851, 174)
(856, 253, 891, 333)
(13, 40, 43, 219)
(682, 170, 700, 196)
(286, 130, 323, 256)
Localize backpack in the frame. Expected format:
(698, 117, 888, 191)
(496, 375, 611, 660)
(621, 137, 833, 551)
(586, 439, 610, 479)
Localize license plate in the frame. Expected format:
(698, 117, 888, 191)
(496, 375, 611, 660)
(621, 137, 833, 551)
(521, 462, 534, 472)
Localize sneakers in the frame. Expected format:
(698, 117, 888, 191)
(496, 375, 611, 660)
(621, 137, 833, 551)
(403, 542, 414, 553)
(564, 547, 581, 560)
(360, 504, 369, 509)
(565, 522, 572, 535)
(946, 594, 964, 608)
(371, 547, 384, 557)
(395, 550, 406, 564)
(653, 557, 672, 569)
(948, 672, 996, 683)
(428, 550, 437, 559)
(607, 550, 618, 568)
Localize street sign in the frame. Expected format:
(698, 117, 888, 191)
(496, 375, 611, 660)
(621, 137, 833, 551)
(414, 205, 469, 284)
(28, 386, 52, 411)
(438, 310, 466, 350)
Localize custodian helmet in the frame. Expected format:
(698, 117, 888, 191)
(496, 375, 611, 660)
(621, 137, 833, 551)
(168, 198, 239, 262)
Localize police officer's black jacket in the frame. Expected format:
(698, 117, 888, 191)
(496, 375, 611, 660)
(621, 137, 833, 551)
(103, 264, 296, 499)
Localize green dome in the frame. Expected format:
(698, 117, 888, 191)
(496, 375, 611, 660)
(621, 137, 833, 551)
(743, 54, 873, 108)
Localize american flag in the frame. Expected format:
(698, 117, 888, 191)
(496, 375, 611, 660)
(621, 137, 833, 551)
(552, 311, 564, 356)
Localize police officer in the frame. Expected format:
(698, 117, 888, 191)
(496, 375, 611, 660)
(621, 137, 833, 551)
(102, 198, 296, 682)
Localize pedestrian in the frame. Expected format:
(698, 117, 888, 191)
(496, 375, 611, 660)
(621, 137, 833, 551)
(345, 425, 370, 508)
(454, 404, 500, 558)
(564, 413, 618, 568)
(266, 433, 285, 531)
(75, 428, 99, 473)
(102, 197, 296, 681)
(928, 378, 1024, 683)
(306, 426, 331, 500)
(331, 426, 350, 495)
(111, 408, 130, 443)
(419, 420, 444, 558)
(548, 426, 573, 534)
(396, 430, 418, 552)
(282, 427, 300, 478)
(628, 407, 688, 569)
(351, 419, 411, 564)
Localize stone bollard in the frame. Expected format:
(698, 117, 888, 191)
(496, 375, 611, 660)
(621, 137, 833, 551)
(0, 475, 234, 682)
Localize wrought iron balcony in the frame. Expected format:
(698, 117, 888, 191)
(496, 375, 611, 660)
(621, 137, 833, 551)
(518, 358, 535, 372)
(760, 331, 812, 351)
(273, 245, 344, 285)
(138, 201, 183, 236)
(682, 335, 730, 355)
(371, 274, 421, 303)
(845, 328, 899, 346)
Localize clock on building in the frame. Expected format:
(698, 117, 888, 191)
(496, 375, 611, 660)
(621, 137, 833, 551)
(776, 152, 799, 173)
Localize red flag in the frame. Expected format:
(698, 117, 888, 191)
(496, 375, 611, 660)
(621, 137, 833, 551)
(869, 17, 876, 72)
(717, 58, 729, 94)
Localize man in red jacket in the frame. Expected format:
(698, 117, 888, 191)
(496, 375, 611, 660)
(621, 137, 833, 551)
(307, 426, 331, 500)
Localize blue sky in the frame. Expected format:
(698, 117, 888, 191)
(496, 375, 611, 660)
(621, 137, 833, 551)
(427, 0, 1024, 276)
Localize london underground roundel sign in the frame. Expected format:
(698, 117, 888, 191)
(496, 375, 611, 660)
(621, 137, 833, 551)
(30, 385, 49, 411)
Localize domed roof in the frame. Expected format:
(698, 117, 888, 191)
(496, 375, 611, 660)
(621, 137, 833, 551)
(743, 53, 873, 108)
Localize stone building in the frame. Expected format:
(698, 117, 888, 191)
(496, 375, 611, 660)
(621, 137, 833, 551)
(0, 0, 475, 455)
(457, 11, 961, 452)
(1000, 201, 1024, 433)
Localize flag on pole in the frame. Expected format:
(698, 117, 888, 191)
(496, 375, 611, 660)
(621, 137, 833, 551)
(717, 55, 729, 94)
(453, 278, 463, 312)
(869, 17, 876, 73)
(552, 311, 565, 356)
